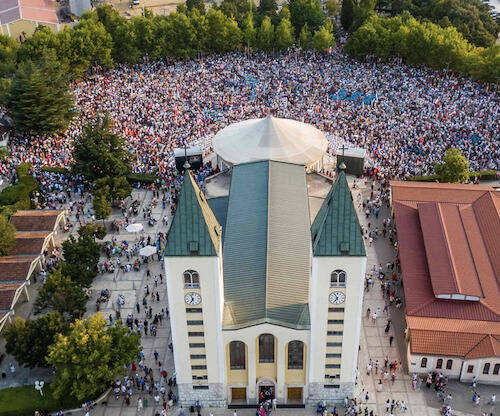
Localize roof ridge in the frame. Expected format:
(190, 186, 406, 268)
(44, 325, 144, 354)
(407, 297, 437, 316)
(464, 334, 490, 358)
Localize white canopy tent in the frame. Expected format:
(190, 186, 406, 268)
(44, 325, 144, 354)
(213, 116, 328, 166)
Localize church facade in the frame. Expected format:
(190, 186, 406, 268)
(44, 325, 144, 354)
(164, 117, 366, 407)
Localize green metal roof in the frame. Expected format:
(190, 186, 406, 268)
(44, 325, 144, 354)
(311, 171, 366, 257)
(223, 161, 311, 330)
(207, 196, 228, 238)
(164, 173, 219, 257)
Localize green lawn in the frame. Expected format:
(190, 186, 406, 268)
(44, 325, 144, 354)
(0, 383, 83, 416)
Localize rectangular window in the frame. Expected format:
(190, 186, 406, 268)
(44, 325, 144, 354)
(193, 385, 209, 390)
(325, 374, 339, 379)
(326, 364, 341, 369)
(189, 343, 205, 348)
(327, 342, 342, 347)
(287, 341, 304, 370)
(324, 384, 340, 389)
(328, 320, 344, 324)
(326, 353, 342, 358)
(327, 331, 343, 336)
(328, 308, 345, 313)
(191, 365, 207, 370)
(187, 320, 203, 325)
(188, 332, 204, 337)
(493, 364, 500, 375)
(259, 335, 275, 363)
(467, 365, 474, 373)
(190, 355, 206, 359)
(186, 308, 202, 313)
(192, 375, 208, 380)
(446, 360, 453, 370)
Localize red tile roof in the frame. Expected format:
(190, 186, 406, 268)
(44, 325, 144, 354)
(10, 231, 50, 256)
(0, 282, 23, 310)
(0, 256, 39, 281)
(0, 0, 58, 25)
(10, 210, 64, 232)
(392, 181, 500, 359)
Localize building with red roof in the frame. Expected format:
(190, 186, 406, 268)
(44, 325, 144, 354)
(392, 181, 500, 385)
(0, 0, 60, 41)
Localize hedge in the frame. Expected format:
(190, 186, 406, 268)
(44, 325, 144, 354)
(41, 166, 70, 175)
(0, 163, 39, 213)
(126, 173, 158, 184)
(407, 170, 497, 182)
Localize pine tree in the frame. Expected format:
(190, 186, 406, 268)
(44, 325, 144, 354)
(341, 0, 355, 31)
(275, 18, 295, 50)
(257, 16, 275, 51)
(299, 22, 311, 49)
(6, 53, 74, 135)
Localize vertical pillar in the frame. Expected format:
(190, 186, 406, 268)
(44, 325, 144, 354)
(276, 339, 286, 404)
(247, 339, 257, 404)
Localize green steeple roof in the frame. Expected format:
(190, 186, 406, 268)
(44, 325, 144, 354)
(311, 172, 366, 257)
(164, 172, 221, 257)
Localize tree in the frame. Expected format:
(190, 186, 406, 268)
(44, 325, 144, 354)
(352, 0, 376, 32)
(47, 313, 141, 400)
(326, 0, 340, 16)
(0, 214, 15, 256)
(275, 18, 294, 50)
(312, 25, 335, 52)
(4, 312, 66, 369)
(34, 268, 88, 321)
(242, 12, 257, 48)
(95, 176, 131, 203)
(299, 22, 311, 49)
(60, 224, 102, 287)
(72, 115, 131, 180)
(6, 53, 74, 135)
(93, 186, 112, 221)
(186, 0, 205, 13)
(206, 9, 242, 53)
(131, 14, 157, 58)
(0, 34, 18, 78)
(289, 0, 325, 35)
(435, 148, 470, 183)
(258, 0, 278, 18)
(257, 16, 275, 51)
(17, 26, 62, 65)
(341, 0, 355, 31)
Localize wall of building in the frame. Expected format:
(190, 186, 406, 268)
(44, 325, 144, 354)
(308, 255, 366, 403)
(408, 351, 500, 386)
(222, 323, 310, 405)
(165, 255, 226, 406)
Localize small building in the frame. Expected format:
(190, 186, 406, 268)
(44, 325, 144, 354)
(0, 0, 60, 41)
(392, 181, 500, 385)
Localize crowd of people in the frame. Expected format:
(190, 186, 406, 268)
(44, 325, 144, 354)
(1, 48, 498, 187)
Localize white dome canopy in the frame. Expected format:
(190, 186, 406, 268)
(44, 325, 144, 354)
(213, 116, 328, 166)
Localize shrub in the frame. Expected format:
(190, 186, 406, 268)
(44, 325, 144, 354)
(126, 173, 158, 184)
(41, 166, 70, 175)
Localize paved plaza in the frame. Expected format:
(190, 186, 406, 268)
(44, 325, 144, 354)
(0, 180, 497, 416)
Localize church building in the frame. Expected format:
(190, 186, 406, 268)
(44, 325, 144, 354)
(164, 116, 367, 406)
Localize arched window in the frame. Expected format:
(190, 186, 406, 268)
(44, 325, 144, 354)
(259, 334, 275, 363)
(436, 359, 443, 369)
(331, 270, 346, 288)
(229, 341, 245, 370)
(446, 360, 453, 370)
(483, 363, 490, 374)
(184, 270, 199, 288)
(420, 357, 427, 368)
(288, 341, 304, 370)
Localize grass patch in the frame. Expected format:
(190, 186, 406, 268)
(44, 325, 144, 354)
(0, 383, 87, 416)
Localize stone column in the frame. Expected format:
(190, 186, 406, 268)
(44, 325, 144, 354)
(247, 339, 257, 404)
(276, 338, 286, 404)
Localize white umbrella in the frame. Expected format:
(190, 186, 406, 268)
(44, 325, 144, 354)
(139, 245, 157, 257)
(126, 223, 144, 233)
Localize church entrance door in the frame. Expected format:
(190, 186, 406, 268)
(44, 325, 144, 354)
(259, 385, 275, 402)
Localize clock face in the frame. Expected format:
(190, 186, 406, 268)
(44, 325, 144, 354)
(184, 292, 202, 305)
(329, 291, 346, 304)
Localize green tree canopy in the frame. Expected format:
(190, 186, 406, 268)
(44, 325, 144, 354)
(0, 34, 18, 78)
(0, 214, 16, 256)
(312, 24, 335, 52)
(60, 224, 102, 287)
(352, 0, 376, 32)
(96, 176, 131, 203)
(258, 0, 278, 18)
(257, 16, 275, 51)
(93, 187, 112, 222)
(299, 22, 312, 49)
(206, 9, 242, 53)
(17, 26, 62, 65)
(6, 53, 74, 135)
(289, 0, 325, 35)
(326, 0, 340, 16)
(435, 148, 470, 183)
(275, 18, 295, 50)
(47, 313, 141, 400)
(186, 0, 205, 13)
(34, 268, 88, 321)
(4, 312, 66, 369)
(72, 115, 131, 180)
(242, 12, 257, 47)
(341, 0, 355, 31)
